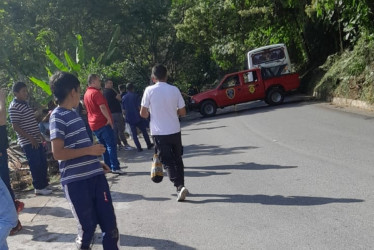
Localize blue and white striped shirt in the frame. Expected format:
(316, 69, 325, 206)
(49, 107, 103, 186)
(8, 99, 41, 147)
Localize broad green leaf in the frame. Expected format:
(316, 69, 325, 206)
(64, 51, 81, 72)
(29, 77, 52, 96)
(76, 34, 85, 64)
(46, 46, 69, 72)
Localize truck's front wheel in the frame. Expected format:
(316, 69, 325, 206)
(266, 88, 284, 105)
(200, 100, 217, 117)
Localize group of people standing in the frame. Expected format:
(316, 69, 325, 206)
(0, 64, 188, 250)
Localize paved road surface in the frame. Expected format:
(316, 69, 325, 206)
(7, 97, 374, 249)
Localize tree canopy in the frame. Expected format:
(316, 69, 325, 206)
(0, 0, 373, 95)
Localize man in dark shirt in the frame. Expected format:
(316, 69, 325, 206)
(103, 79, 133, 151)
(122, 83, 153, 152)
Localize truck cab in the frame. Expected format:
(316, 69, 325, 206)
(190, 68, 299, 117)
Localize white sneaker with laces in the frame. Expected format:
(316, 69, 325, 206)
(35, 188, 52, 195)
(177, 187, 188, 202)
(111, 169, 126, 175)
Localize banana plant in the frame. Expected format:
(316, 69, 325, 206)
(97, 25, 121, 65)
(30, 28, 120, 95)
(29, 38, 85, 95)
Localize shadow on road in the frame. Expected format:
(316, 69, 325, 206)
(184, 162, 297, 178)
(15, 224, 76, 242)
(16, 226, 196, 250)
(120, 234, 196, 250)
(22, 206, 73, 218)
(111, 191, 171, 202)
(183, 144, 258, 158)
(184, 194, 364, 206)
(183, 125, 227, 132)
(186, 162, 297, 171)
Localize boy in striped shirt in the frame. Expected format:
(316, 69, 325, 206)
(8, 82, 51, 195)
(49, 72, 119, 250)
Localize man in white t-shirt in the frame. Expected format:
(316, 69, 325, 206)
(140, 64, 188, 202)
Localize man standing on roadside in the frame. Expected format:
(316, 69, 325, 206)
(84, 74, 125, 175)
(140, 64, 188, 201)
(8, 82, 52, 195)
(103, 79, 133, 151)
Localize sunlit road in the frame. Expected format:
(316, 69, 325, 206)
(111, 99, 374, 249)
(8, 98, 374, 249)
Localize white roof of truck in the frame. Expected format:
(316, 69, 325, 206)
(247, 43, 286, 54)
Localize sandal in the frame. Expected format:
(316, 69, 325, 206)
(15, 200, 24, 213)
(9, 220, 22, 236)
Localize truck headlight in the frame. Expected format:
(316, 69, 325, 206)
(191, 99, 196, 104)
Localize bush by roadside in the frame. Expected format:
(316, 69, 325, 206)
(312, 34, 374, 102)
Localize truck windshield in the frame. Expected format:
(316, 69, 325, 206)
(251, 48, 285, 65)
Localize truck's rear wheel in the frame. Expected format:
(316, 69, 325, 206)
(266, 88, 284, 105)
(200, 100, 217, 117)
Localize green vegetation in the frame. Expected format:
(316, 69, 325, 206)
(314, 34, 374, 102)
(0, 0, 373, 103)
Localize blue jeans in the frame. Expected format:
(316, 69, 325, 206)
(93, 125, 120, 171)
(0, 149, 15, 201)
(0, 178, 18, 250)
(22, 144, 49, 190)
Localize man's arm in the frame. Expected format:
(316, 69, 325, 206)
(99, 104, 113, 128)
(0, 89, 6, 126)
(12, 123, 39, 148)
(140, 106, 149, 119)
(51, 138, 105, 161)
(177, 107, 186, 117)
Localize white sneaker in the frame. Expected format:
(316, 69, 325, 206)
(124, 145, 135, 151)
(177, 187, 188, 202)
(111, 169, 126, 175)
(35, 188, 52, 195)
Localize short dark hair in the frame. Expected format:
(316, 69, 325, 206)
(118, 84, 126, 92)
(104, 78, 112, 84)
(126, 83, 134, 91)
(12, 82, 27, 93)
(151, 64, 167, 81)
(87, 74, 100, 85)
(49, 71, 80, 104)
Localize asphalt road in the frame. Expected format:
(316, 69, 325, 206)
(8, 98, 374, 249)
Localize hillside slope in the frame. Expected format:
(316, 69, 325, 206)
(311, 36, 374, 103)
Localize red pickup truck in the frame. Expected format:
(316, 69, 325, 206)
(189, 67, 300, 117)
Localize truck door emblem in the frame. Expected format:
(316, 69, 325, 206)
(226, 88, 235, 99)
(248, 84, 256, 94)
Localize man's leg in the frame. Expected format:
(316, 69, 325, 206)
(64, 179, 97, 250)
(99, 126, 120, 171)
(0, 178, 18, 250)
(138, 120, 153, 148)
(130, 124, 141, 150)
(113, 113, 128, 146)
(95, 175, 119, 249)
(22, 144, 49, 190)
(94, 128, 111, 168)
(0, 150, 15, 201)
(171, 132, 185, 188)
(153, 133, 184, 188)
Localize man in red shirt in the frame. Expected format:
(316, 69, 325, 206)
(84, 74, 124, 174)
